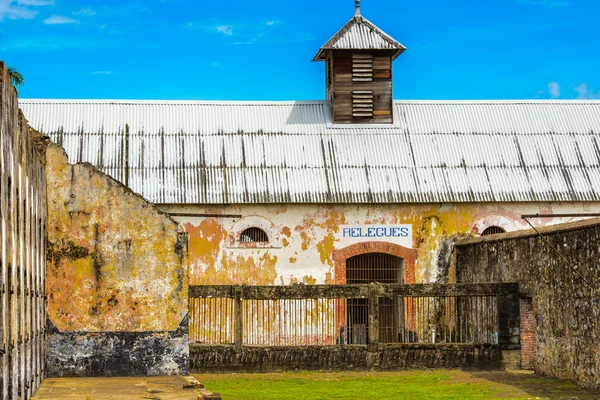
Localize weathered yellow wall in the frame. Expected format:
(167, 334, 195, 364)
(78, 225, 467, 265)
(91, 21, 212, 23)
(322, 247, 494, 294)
(46, 144, 188, 332)
(159, 202, 600, 286)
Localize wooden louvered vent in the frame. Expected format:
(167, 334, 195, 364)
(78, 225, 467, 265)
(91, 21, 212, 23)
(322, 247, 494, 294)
(352, 90, 374, 117)
(352, 54, 373, 82)
(328, 51, 393, 123)
(352, 54, 374, 118)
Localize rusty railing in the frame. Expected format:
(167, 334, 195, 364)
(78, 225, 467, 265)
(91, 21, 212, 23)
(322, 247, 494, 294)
(189, 283, 520, 348)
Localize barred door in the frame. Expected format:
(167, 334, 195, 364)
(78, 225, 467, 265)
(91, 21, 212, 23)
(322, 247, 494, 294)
(346, 253, 404, 344)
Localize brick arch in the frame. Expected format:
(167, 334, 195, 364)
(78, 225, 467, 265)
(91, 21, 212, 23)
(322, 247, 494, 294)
(332, 241, 417, 284)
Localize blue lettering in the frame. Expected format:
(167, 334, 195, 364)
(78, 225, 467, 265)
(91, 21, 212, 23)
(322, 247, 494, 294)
(342, 226, 410, 239)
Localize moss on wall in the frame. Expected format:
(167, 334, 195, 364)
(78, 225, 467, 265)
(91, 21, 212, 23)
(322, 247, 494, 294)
(455, 219, 600, 389)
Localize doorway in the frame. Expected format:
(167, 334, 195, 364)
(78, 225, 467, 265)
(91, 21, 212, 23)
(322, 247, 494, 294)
(345, 253, 404, 344)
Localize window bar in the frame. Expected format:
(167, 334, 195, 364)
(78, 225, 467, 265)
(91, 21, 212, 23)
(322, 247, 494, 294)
(207, 298, 212, 344)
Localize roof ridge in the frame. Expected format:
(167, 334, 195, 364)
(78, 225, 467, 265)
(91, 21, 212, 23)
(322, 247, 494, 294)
(19, 99, 600, 104)
(18, 99, 331, 105)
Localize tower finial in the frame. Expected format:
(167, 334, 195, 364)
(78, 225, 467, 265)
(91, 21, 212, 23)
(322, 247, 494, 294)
(354, 0, 361, 17)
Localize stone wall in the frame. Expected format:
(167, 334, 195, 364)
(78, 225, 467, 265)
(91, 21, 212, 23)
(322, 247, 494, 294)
(0, 62, 47, 400)
(44, 143, 189, 376)
(454, 219, 600, 389)
(190, 343, 501, 372)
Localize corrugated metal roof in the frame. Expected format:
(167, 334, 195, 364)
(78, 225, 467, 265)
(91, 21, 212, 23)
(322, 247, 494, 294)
(20, 99, 600, 205)
(313, 15, 406, 60)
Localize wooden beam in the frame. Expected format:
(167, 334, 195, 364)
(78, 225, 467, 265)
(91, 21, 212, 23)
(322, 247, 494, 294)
(189, 283, 520, 300)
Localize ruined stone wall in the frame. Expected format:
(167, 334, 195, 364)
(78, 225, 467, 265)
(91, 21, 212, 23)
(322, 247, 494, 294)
(158, 202, 600, 286)
(454, 219, 600, 389)
(45, 143, 189, 376)
(0, 62, 47, 399)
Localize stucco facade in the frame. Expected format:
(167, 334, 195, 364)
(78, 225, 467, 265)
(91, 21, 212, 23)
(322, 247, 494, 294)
(158, 202, 600, 286)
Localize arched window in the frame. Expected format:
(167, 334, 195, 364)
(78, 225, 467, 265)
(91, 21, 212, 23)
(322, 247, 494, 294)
(346, 253, 404, 284)
(239, 227, 269, 243)
(228, 216, 281, 249)
(482, 226, 506, 236)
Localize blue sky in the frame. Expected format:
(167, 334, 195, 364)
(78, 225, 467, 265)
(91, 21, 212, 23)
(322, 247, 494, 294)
(1, 0, 599, 100)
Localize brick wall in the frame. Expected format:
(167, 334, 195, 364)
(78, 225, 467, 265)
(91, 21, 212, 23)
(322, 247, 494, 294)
(332, 242, 417, 284)
(520, 297, 535, 370)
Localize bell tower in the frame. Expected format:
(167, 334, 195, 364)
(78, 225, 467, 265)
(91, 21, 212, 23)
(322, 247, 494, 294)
(313, 0, 406, 124)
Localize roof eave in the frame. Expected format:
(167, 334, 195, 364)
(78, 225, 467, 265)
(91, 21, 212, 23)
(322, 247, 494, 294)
(313, 46, 406, 62)
(391, 46, 407, 60)
(312, 49, 327, 62)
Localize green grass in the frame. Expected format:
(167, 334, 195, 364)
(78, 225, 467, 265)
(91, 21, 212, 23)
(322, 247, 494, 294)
(194, 370, 600, 400)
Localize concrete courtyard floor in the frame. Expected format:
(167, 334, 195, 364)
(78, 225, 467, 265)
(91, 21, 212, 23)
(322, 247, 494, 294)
(31, 375, 219, 400)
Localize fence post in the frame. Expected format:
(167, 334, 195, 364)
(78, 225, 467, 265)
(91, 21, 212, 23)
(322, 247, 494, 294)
(234, 287, 243, 348)
(368, 289, 379, 347)
(367, 284, 380, 368)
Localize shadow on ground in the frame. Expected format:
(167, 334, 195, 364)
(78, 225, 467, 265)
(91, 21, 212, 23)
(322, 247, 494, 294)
(466, 370, 600, 400)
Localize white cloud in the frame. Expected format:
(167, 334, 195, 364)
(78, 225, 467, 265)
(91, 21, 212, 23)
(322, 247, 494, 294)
(43, 15, 78, 24)
(265, 20, 279, 26)
(233, 33, 314, 46)
(72, 8, 95, 16)
(0, 0, 38, 20)
(17, 0, 53, 5)
(548, 82, 561, 98)
(0, 0, 55, 20)
(518, 0, 570, 7)
(87, 70, 112, 75)
(575, 83, 600, 99)
(215, 25, 233, 35)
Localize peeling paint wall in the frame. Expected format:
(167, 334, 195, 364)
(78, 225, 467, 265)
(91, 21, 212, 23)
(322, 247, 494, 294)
(45, 143, 189, 376)
(159, 203, 600, 286)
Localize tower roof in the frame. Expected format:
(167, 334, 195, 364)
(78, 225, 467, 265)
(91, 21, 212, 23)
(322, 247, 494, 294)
(313, 13, 406, 61)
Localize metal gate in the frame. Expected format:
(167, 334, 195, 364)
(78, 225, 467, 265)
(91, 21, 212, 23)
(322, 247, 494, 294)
(346, 253, 403, 344)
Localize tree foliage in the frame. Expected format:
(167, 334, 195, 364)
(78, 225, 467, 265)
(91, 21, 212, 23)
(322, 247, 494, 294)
(7, 67, 24, 87)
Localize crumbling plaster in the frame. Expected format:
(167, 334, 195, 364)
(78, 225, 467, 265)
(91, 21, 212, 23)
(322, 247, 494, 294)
(46, 143, 188, 332)
(158, 202, 600, 286)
